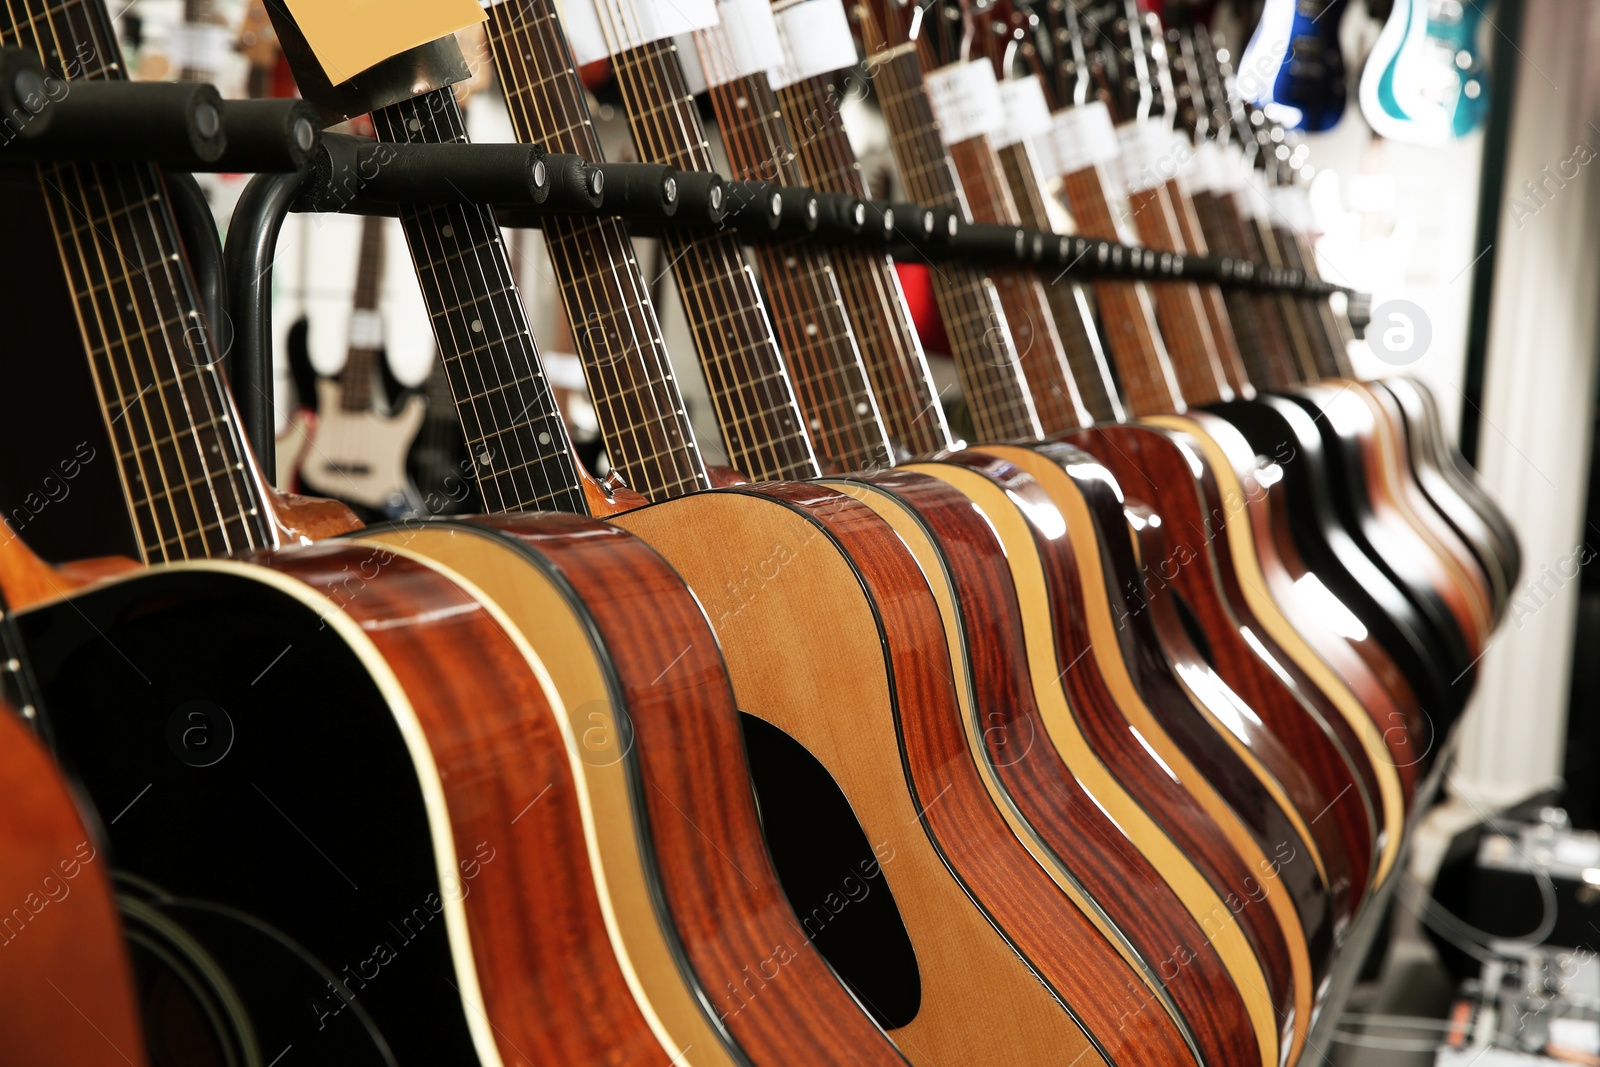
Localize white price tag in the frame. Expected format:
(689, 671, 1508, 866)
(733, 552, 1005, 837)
(1188, 141, 1222, 194)
(924, 60, 1005, 147)
(994, 76, 1054, 149)
(770, 0, 858, 89)
(1118, 120, 1184, 193)
(348, 309, 385, 351)
(1272, 185, 1316, 233)
(553, 0, 720, 67)
(1240, 168, 1273, 219)
(696, 0, 786, 87)
(1048, 101, 1118, 174)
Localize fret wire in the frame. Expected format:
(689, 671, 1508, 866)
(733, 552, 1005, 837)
(486, 0, 710, 499)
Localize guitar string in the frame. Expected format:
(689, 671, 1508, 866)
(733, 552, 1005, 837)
(601, 27, 796, 482)
(493, 0, 704, 499)
(24, 0, 260, 561)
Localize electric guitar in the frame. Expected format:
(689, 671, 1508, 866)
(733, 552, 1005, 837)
(1359, 0, 1489, 143)
(297, 215, 427, 519)
(1272, 0, 1352, 131)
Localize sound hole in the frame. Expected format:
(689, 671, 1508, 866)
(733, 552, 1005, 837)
(739, 714, 921, 1030)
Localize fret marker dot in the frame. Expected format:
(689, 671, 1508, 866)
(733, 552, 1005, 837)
(471, 319, 484, 333)
(855, 402, 870, 415)
(735, 97, 748, 110)
(442, 224, 455, 238)
(538, 432, 552, 445)
(810, 418, 822, 431)
(408, 118, 422, 131)
(805, 323, 818, 337)
(785, 256, 797, 269)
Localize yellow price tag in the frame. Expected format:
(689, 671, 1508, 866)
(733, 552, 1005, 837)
(276, 0, 486, 84)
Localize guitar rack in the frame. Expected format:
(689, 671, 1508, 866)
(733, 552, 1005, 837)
(4, 52, 1443, 1056)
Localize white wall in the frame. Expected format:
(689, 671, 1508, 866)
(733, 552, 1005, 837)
(1450, 0, 1600, 807)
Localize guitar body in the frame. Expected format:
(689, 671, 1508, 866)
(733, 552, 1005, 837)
(17, 544, 684, 1065)
(1061, 423, 1380, 905)
(1272, 0, 1351, 131)
(1208, 397, 1468, 729)
(300, 379, 426, 517)
(1284, 383, 1494, 655)
(1152, 412, 1431, 795)
(273, 407, 315, 493)
(351, 514, 910, 1067)
(827, 469, 1271, 1067)
(895, 452, 1316, 1065)
(1359, 0, 1481, 142)
(612, 484, 1199, 1066)
(0, 704, 147, 1067)
(1377, 375, 1520, 610)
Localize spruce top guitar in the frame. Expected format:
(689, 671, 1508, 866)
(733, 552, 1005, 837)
(297, 214, 427, 518)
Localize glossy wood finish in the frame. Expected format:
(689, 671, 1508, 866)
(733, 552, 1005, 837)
(22, 543, 678, 1063)
(1154, 412, 1429, 804)
(0, 703, 147, 1067)
(906, 452, 1309, 1064)
(615, 485, 1200, 1066)
(835, 469, 1263, 1067)
(358, 515, 911, 1066)
(1064, 424, 1377, 914)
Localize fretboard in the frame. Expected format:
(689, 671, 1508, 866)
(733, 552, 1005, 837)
(1163, 176, 1252, 397)
(483, 0, 711, 501)
(995, 141, 1126, 424)
(776, 72, 954, 457)
(1057, 160, 1185, 417)
(371, 91, 588, 516)
(4, 0, 274, 564)
(870, 46, 1042, 442)
(1124, 182, 1230, 405)
(1189, 188, 1297, 390)
(947, 133, 1089, 436)
(702, 62, 892, 472)
(339, 215, 386, 412)
(608, 37, 820, 482)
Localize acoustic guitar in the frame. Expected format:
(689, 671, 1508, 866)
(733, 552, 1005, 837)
(5, 2, 887, 1063)
(329, 2, 1216, 1063)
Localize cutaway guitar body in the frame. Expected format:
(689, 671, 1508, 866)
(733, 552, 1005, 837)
(612, 485, 1199, 1066)
(826, 469, 1266, 1067)
(895, 452, 1312, 1066)
(17, 546, 683, 1065)
(1150, 412, 1430, 802)
(300, 380, 427, 517)
(352, 515, 910, 1067)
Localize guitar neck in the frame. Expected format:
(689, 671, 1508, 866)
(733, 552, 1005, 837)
(1271, 222, 1355, 379)
(868, 46, 1043, 442)
(370, 90, 589, 516)
(607, 37, 820, 482)
(1056, 160, 1186, 417)
(946, 132, 1090, 435)
(701, 64, 893, 471)
(4, 0, 276, 563)
(339, 215, 386, 412)
(774, 73, 954, 457)
(993, 140, 1125, 424)
(482, 0, 712, 502)
(1238, 199, 1322, 384)
(1188, 187, 1302, 390)
(1160, 175, 1254, 397)
(1123, 180, 1231, 404)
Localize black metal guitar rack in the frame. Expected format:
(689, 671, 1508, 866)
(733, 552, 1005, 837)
(7, 62, 1364, 476)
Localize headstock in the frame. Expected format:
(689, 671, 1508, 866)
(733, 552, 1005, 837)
(1027, 0, 1089, 110)
(1143, 11, 1178, 125)
(1074, 2, 1126, 117)
(1166, 24, 1207, 138)
(971, 0, 1034, 80)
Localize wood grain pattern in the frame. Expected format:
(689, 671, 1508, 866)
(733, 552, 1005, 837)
(1153, 412, 1427, 809)
(1064, 424, 1377, 913)
(1163, 178, 1253, 399)
(616, 486, 1199, 1066)
(360, 514, 912, 1066)
(1124, 186, 1229, 405)
(0, 703, 147, 1067)
(835, 469, 1263, 1067)
(906, 454, 1308, 1065)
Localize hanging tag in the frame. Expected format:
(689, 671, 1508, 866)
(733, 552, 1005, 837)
(993, 75, 1054, 150)
(697, 0, 786, 88)
(769, 0, 858, 89)
(279, 0, 485, 83)
(924, 60, 1005, 147)
(1049, 101, 1118, 174)
(554, 0, 720, 65)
